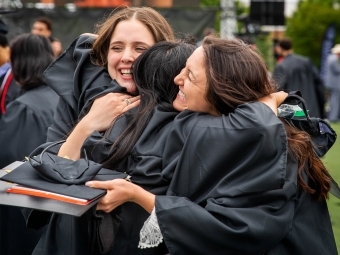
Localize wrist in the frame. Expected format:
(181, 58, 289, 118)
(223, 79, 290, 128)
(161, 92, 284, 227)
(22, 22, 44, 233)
(131, 184, 155, 214)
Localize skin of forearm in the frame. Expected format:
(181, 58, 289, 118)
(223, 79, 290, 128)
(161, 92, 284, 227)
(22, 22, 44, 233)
(131, 184, 155, 214)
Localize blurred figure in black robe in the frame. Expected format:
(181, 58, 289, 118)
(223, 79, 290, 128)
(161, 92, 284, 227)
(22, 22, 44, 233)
(0, 33, 58, 255)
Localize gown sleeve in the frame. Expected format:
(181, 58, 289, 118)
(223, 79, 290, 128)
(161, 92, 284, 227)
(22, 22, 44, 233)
(155, 102, 296, 255)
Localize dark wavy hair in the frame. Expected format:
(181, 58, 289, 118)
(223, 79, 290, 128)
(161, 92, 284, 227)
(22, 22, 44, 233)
(10, 33, 54, 90)
(103, 41, 196, 168)
(202, 36, 330, 200)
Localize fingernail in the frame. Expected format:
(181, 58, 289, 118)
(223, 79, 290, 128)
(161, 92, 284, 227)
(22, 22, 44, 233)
(85, 181, 93, 187)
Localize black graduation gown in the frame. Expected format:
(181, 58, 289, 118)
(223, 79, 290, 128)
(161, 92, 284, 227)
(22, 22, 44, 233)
(272, 54, 325, 118)
(28, 34, 189, 255)
(0, 85, 58, 255)
(42, 35, 126, 143)
(28, 35, 336, 255)
(0, 85, 58, 167)
(154, 103, 337, 255)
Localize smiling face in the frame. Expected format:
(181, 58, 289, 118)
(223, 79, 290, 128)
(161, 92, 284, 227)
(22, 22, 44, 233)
(173, 46, 218, 116)
(107, 19, 155, 95)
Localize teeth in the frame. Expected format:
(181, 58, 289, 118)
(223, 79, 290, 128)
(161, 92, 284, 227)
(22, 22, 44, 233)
(178, 90, 186, 100)
(120, 69, 132, 74)
(121, 69, 132, 76)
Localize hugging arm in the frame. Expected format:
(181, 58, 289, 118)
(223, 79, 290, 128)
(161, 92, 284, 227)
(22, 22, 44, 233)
(155, 102, 295, 254)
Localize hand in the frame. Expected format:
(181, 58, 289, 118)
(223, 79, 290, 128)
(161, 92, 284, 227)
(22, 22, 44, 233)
(80, 93, 140, 133)
(259, 91, 288, 115)
(273, 91, 288, 105)
(57, 93, 139, 160)
(86, 179, 155, 214)
(86, 179, 136, 213)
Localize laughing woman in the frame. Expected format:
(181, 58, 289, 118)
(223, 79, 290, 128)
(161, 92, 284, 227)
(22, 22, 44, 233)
(87, 37, 337, 255)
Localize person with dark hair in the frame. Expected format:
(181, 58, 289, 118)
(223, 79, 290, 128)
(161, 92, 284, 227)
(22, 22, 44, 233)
(272, 38, 326, 118)
(0, 33, 58, 167)
(31, 16, 63, 57)
(0, 20, 22, 119)
(22, 6, 179, 255)
(196, 26, 216, 46)
(31, 40, 196, 255)
(85, 37, 337, 255)
(31, 16, 53, 37)
(0, 33, 58, 255)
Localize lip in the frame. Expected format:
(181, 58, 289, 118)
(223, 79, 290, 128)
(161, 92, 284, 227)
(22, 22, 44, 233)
(118, 67, 133, 80)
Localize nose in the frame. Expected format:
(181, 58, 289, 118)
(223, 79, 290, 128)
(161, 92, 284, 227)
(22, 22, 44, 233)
(121, 47, 134, 63)
(174, 69, 184, 86)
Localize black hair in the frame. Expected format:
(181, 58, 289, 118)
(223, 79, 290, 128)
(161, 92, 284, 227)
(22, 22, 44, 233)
(0, 33, 8, 47)
(10, 33, 55, 90)
(103, 41, 196, 168)
(279, 38, 293, 51)
(33, 16, 53, 31)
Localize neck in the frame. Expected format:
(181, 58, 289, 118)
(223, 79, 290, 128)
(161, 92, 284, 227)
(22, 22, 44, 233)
(282, 49, 293, 57)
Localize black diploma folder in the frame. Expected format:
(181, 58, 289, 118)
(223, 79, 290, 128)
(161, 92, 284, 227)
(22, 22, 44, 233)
(0, 161, 126, 217)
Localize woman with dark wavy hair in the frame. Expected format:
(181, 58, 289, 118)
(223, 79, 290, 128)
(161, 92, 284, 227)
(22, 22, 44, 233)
(87, 37, 337, 255)
(30, 40, 197, 255)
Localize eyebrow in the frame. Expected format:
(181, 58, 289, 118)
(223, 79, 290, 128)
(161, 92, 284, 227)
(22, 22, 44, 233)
(109, 41, 151, 46)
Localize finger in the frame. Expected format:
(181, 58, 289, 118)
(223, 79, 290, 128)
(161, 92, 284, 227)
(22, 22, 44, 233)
(121, 94, 140, 101)
(124, 99, 140, 111)
(85, 180, 112, 190)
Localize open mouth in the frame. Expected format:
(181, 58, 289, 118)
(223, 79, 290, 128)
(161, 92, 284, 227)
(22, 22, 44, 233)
(120, 69, 132, 77)
(178, 90, 186, 100)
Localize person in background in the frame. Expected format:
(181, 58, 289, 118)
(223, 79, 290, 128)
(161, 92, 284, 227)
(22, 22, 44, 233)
(31, 16, 63, 57)
(272, 38, 326, 118)
(0, 33, 58, 255)
(324, 44, 340, 123)
(196, 26, 215, 46)
(0, 19, 22, 119)
(273, 38, 284, 63)
(0, 33, 58, 167)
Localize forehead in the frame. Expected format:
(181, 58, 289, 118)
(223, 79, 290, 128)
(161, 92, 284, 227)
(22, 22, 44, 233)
(33, 21, 48, 29)
(186, 46, 204, 68)
(110, 19, 155, 43)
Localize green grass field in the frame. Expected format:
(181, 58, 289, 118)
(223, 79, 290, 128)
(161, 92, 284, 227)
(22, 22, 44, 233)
(323, 122, 340, 251)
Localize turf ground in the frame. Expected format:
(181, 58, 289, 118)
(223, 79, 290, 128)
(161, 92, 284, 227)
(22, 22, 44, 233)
(323, 122, 340, 252)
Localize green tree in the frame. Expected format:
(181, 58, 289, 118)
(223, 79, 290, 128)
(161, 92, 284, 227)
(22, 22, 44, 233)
(286, 0, 340, 67)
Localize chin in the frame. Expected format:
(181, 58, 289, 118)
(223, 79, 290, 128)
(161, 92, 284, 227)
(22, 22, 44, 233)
(120, 83, 138, 95)
(173, 100, 186, 112)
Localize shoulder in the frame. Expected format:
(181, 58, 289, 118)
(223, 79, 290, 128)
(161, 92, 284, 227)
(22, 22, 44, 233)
(196, 102, 282, 129)
(14, 86, 58, 115)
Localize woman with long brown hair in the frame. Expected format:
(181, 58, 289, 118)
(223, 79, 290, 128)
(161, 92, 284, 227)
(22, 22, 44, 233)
(87, 37, 337, 255)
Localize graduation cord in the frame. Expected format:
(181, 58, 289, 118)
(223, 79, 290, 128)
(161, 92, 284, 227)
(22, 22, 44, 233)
(0, 68, 13, 114)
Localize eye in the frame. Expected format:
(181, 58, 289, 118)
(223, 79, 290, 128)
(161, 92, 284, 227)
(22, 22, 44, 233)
(111, 46, 123, 52)
(135, 47, 148, 52)
(187, 70, 192, 82)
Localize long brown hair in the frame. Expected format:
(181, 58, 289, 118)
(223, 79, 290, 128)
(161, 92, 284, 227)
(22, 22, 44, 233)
(91, 6, 175, 67)
(202, 37, 330, 200)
